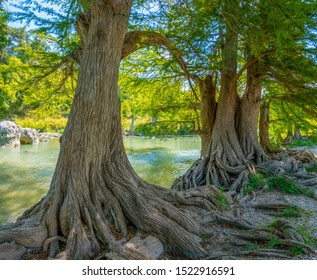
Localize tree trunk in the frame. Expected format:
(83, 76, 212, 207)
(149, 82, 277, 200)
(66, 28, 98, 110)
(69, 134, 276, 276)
(151, 114, 157, 128)
(285, 130, 294, 144)
(294, 128, 302, 140)
(129, 113, 135, 135)
(236, 61, 264, 163)
(197, 74, 217, 156)
(259, 103, 271, 152)
(172, 0, 250, 193)
(0, 0, 218, 260)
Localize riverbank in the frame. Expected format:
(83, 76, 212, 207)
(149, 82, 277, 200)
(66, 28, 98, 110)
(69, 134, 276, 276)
(0, 120, 61, 148)
(0, 140, 316, 260)
(0, 137, 201, 225)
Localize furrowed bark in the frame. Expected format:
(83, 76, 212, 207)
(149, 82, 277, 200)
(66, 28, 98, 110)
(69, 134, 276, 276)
(236, 60, 265, 164)
(259, 103, 271, 152)
(197, 74, 217, 156)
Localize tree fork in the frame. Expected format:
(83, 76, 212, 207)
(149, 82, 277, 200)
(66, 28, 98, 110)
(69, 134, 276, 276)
(236, 59, 265, 164)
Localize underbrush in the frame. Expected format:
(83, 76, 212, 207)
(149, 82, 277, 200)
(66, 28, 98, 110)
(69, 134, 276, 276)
(286, 139, 315, 148)
(134, 122, 193, 136)
(15, 116, 67, 133)
(244, 173, 314, 198)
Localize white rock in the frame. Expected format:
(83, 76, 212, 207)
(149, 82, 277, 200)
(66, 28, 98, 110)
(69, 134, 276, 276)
(0, 120, 21, 148)
(20, 128, 39, 144)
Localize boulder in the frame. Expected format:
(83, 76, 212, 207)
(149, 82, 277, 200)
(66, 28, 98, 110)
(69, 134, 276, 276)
(0, 242, 26, 260)
(20, 128, 39, 144)
(0, 120, 21, 148)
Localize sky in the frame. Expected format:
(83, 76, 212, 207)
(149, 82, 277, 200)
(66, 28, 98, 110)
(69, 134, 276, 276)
(5, 0, 59, 30)
(5, 0, 34, 29)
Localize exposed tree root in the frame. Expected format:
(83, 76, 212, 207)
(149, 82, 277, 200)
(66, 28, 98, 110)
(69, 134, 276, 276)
(200, 200, 317, 260)
(2, 179, 316, 260)
(251, 203, 305, 217)
(172, 153, 253, 197)
(271, 149, 316, 163)
(230, 218, 316, 257)
(168, 147, 317, 260)
(259, 149, 317, 191)
(0, 170, 229, 260)
(173, 145, 316, 195)
(202, 212, 254, 230)
(1, 146, 316, 260)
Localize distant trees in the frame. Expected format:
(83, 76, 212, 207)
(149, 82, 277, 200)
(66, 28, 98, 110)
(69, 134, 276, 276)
(0, 27, 74, 128)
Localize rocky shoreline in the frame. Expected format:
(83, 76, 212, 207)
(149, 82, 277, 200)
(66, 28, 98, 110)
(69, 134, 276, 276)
(0, 120, 61, 148)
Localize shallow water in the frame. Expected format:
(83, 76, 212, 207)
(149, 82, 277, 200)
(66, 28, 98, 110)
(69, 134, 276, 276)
(0, 136, 200, 225)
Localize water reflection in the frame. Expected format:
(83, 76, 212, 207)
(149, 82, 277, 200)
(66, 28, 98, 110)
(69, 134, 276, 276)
(0, 136, 200, 225)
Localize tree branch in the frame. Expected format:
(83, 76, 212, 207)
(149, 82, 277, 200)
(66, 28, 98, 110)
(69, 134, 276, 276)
(121, 30, 200, 102)
(233, 48, 276, 84)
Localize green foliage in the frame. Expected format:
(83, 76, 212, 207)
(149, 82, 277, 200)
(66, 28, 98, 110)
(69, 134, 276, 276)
(243, 173, 315, 199)
(310, 131, 317, 143)
(296, 224, 317, 248)
(264, 81, 317, 147)
(134, 121, 192, 136)
(267, 176, 314, 198)
(9, 0, 82, 52)
(119, 64, 198, 136)
(0, 27, 74, 123)
(15, 116, 67, 133)
(2, 0, 317, 145)
(214, 191, 230, 211)
(279, 206, 305, 218)
(243, 174, 266, 194)
(0, 8, 9, 52)
(286, 139, 315, 148)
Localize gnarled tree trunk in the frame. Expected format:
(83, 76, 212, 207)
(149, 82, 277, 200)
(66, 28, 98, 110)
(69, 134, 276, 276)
(236, 61, 265, 164)
(259, 103, 271, 152)
(172, 0, 250, 194)
(129, 113, 135, 135)
(0, 0, 216, 260)
(197, 74, 217, 155)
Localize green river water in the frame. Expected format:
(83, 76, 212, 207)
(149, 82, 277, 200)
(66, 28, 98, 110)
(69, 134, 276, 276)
(0, 136, 200, 225)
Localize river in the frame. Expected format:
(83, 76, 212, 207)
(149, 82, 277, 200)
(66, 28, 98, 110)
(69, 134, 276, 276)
(0, 136, 200, 225)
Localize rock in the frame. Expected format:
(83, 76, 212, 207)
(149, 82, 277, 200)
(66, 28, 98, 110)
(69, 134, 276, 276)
(0, 242, 26, 260)
(0, 120, 21, 148)
(39, 136, 48, 142)
(20, 128, 39, 144)
(38, 132, 62, 142)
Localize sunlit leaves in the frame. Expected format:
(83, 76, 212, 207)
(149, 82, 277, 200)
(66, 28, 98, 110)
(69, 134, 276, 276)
(0, 28, 74, 120)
